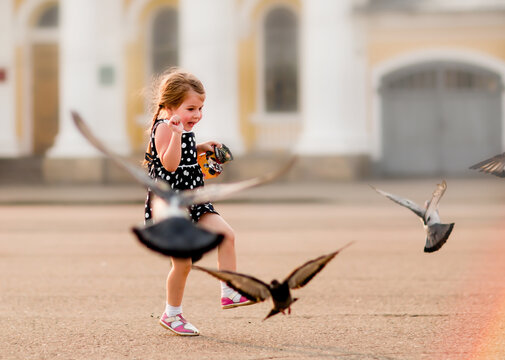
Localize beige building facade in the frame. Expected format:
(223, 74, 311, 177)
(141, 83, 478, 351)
(1, 0, 505, 182)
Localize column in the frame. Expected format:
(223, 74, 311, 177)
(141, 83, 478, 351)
(179, 0, 243, 154)
(48, 0, 129, 157)
(93, 0, 129, 155)
(0, 0, 19, 156)
(297, 0, 368, 155)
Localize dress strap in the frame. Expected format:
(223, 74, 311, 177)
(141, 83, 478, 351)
(145, 152, 154, 162)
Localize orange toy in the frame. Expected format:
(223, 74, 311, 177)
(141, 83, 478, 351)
(197, 144, 233, 179)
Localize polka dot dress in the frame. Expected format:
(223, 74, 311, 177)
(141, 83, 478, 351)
(144, 119, 218, 224)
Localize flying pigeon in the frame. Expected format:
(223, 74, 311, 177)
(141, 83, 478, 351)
(469, 152, 505, 178)
(192, 242, 354, 321)
(71, 111, 296, 259)
(370, 180, 454, 253)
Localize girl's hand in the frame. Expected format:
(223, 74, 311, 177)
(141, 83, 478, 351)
(197, 140, 222, 154)
(167, 115, 183, 134)
(156, 114, 183, 172)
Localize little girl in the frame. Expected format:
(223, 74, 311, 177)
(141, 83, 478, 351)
(143, 68, 252, 336)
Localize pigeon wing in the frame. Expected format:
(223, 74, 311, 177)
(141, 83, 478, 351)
(285, 241, 354, 290)
(72, 111, 174, 202)
(469, 153, 505, 178)
(192, 266, 271, 302)
(370, 185, 425, 219)
(424, 180, 447, 221)
(177, 157, 297, 207)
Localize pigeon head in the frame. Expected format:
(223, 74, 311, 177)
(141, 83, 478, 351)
(270, 279, 281, 287)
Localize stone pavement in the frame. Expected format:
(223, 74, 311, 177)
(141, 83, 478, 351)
(1, 175, 505, 359)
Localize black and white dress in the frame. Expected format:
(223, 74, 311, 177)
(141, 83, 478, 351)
(144, 119, 218, 224)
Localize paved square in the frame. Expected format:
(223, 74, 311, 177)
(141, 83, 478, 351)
(1, 179, 504, 359)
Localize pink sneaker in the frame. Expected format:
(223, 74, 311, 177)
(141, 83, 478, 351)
(159, 312, 200, 336)
(221, 292, 255, 309)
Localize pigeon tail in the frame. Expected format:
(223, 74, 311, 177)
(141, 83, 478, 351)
(263, 308, 281, 321)
(424, 223, 454, 253)
(263, 298, 300, 321)
(132, 217, 224, 261)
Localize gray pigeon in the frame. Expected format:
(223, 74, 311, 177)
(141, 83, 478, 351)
(72, 111, 296, 259)
(193, 242, 354, 321)
(469, 152, 505, 178)
(370, 181, 454, 253)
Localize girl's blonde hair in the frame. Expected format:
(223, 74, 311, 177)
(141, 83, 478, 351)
(144, 67, 205, 166)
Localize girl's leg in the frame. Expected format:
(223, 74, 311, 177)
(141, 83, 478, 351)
(198, 213, 236, 271)
(198, 213, 253, 309)
(160, 256, 200, 336)
(153, 205, 199, 335)
(166, 256, 192, 306)
(152, 200, 192, 307)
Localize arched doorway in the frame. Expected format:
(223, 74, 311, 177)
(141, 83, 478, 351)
(31, 3, 59, 155)
(252, 4, 301, 151)
(380, 61, 503, 176)
(150, 6, 178, 75)
(263, 6, 299, 113)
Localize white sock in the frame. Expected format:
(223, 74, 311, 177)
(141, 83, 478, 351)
(221, 281, 235, 298)
(165, 303, 182, 317)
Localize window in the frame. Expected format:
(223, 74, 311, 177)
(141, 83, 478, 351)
(151, 8, 178, 75)
(383, 64, 501, 93)
(445, 69, 500, 92)
(263, 7, 299, 112)
(37, 4, 59, 28)
(384, 70, 437, 90)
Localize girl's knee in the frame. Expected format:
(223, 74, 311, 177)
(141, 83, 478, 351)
(199, 213, 235, 245)
(171, 258, 192, 275)
(222, 227, 235, 247)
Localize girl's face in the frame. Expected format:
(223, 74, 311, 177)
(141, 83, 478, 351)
(169, 90, 205, 132)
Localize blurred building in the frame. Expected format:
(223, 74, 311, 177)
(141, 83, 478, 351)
(1, 0, 505, 183)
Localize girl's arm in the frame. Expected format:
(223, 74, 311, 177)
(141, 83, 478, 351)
(155, 115, 184, 172)
(197, 140, 222, 156)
